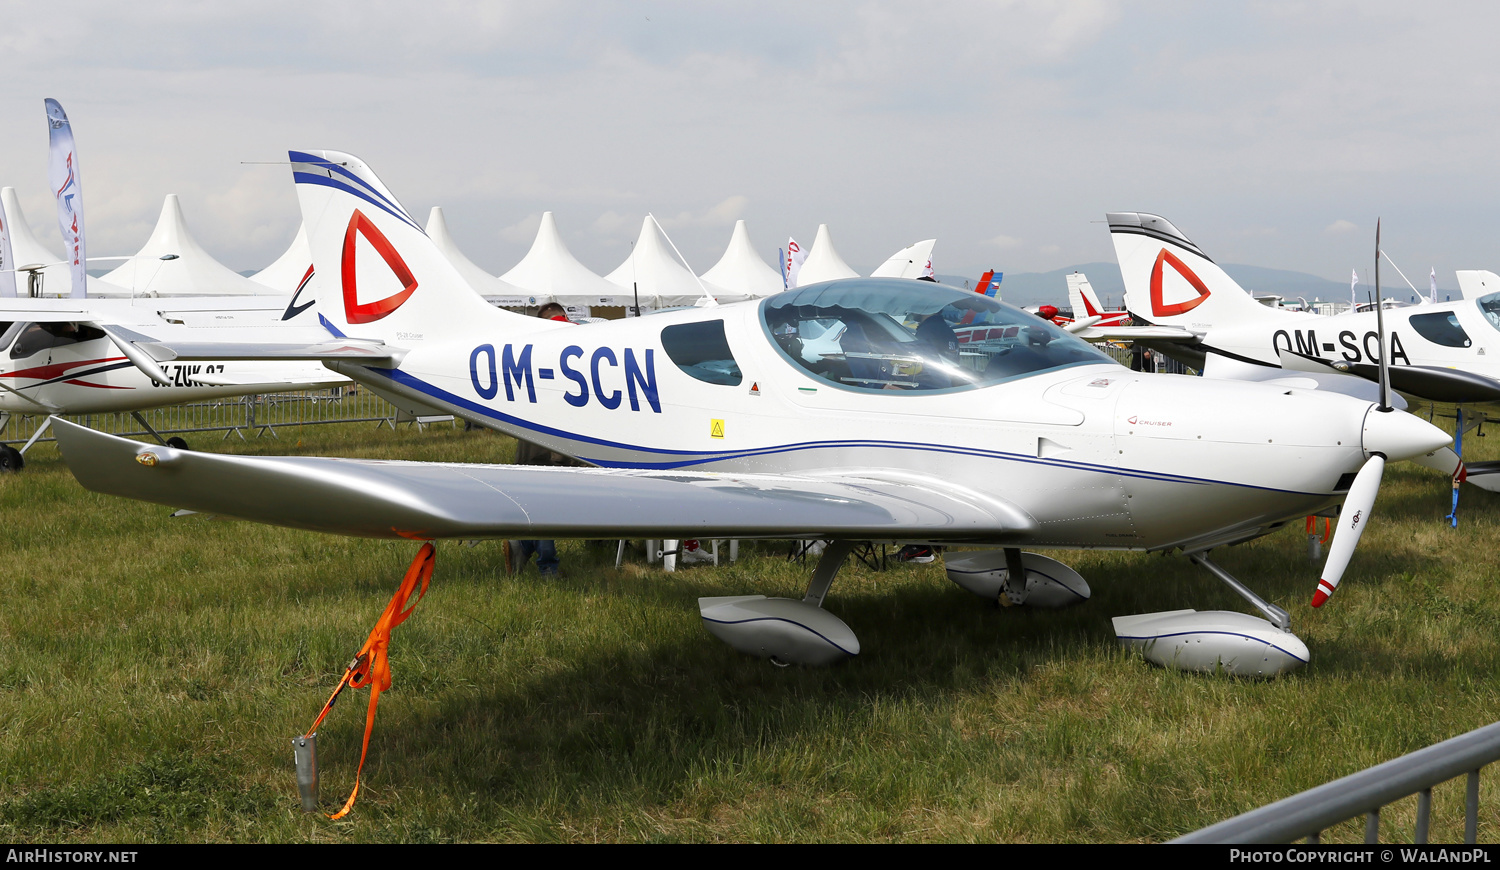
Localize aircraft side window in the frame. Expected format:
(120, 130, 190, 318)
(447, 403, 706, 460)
(661, 320, 742, 386)
(10, 322, 106, 359)
(1477, 292, 1500, 333)
(1409, 311, 1472, 348)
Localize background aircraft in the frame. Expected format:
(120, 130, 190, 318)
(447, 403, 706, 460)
(1080, 213, 1500, 505)
(58, 150, 1451, 677)
(0, 290, 347, 469)
(1100, 212, 1500, 405)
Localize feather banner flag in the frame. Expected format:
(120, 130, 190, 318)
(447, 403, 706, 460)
(45, 98, 87, 298)
(784, 237, 806, 289)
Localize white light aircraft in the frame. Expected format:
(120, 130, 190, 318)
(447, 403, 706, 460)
(0, 288, 348, 469)
(1101, 212, 1500, 405)
(51, 151, 1453, 675)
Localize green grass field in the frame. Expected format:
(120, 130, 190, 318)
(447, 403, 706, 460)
(0, 415, 1497, 843)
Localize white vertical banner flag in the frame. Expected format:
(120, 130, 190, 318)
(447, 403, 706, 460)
(0, 204, 16, 298)
(921, 256, 935, 280)
(1351, 268, 1358, 309)
(45, 98, 87, 298)
(1430, 266, 1438, 304)
(784, 237, 806, 288)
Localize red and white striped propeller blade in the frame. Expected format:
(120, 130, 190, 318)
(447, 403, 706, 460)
(1312, 454, 1386, 608)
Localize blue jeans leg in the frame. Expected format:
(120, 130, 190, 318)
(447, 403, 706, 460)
(521, 540, 559, 575)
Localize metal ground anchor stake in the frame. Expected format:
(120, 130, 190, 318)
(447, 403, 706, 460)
(293, 733, 319, 813)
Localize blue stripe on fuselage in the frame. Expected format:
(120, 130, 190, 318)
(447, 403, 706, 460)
(358, 366, 1330, 496)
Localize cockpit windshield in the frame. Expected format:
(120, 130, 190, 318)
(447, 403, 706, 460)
(1478, 292, 1500, 334)
(760, 279, 1116, 393)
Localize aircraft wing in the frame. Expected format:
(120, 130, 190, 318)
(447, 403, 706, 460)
(53, 419, 1037, 542)
(1071, 324, 1199, 342)
(127, 337, 401, 364)
(1277, 349, 1500, 404)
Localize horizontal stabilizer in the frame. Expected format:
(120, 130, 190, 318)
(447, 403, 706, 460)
(132, 338, 401, 365)
(1071, 324, 1199, 342)
(53, 420, 1037, 542)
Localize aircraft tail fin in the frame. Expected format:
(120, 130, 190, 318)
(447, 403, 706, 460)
(289, 150, 533, 340)
(1066, 272, 1104, 318)
(1455, 270, 1500, 301)
(1107, 212, 1280, 331)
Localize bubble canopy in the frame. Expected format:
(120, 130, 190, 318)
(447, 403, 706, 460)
(759, 279, 1117, 393)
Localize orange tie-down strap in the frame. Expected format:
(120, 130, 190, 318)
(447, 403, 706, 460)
(304, 541, 436, 819)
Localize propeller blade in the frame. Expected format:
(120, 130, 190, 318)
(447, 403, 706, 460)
(1312, 454, 1386, 607)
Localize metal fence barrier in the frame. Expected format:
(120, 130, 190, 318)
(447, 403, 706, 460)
(1096, 342, 1199, 375)
(0, 386, 418, 447)
(1174, 720, 1500, 844)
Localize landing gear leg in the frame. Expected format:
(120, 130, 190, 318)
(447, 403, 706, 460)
(1185, 550, 1291, 631)
(131, 411, 170, 447)
(17, 415, 53, 456)
(802, 540, 855, 607)
(1000, 547, 1028, 606)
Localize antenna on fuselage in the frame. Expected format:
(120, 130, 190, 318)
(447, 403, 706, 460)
(1375, 218, 1393, 412)
(648, 213, 718, 308)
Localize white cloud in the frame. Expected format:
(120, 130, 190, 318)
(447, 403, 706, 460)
(658, 195, 749, 229)
(1325, 219, 1359, 235)
(499, 213, 543, 245)
(592, 211, 637, 236)
(982, 234, 1025, 249)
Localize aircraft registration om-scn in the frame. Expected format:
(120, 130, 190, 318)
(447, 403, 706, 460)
(470, 342, 661, 412)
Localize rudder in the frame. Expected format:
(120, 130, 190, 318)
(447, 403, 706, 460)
(290, 149, 526, 340)
(1107, 212, 1280, 331)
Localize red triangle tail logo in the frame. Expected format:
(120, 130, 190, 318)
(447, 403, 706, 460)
(342, 209, 418, 325)
(1150, 249, 1210, 318)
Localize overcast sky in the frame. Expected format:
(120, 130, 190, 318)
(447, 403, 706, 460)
(1, 1, 1495, 286)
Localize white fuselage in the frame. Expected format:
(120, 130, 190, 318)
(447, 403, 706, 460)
(1189, 300, 1500, 380)
(334, 299, 1380, 553)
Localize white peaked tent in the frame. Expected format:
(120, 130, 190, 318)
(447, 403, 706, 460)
(250, 223, 312, 293)
(425, 207, 540, 307)
(870, 239, 937, 279)
(501, 211, 626, 310)
(606, 217, 729, 308)
(1, 186, 130, 297)
(700, 220, 784, 298)
(102, 195, 278, 296)
(795, 223, 859, 286)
